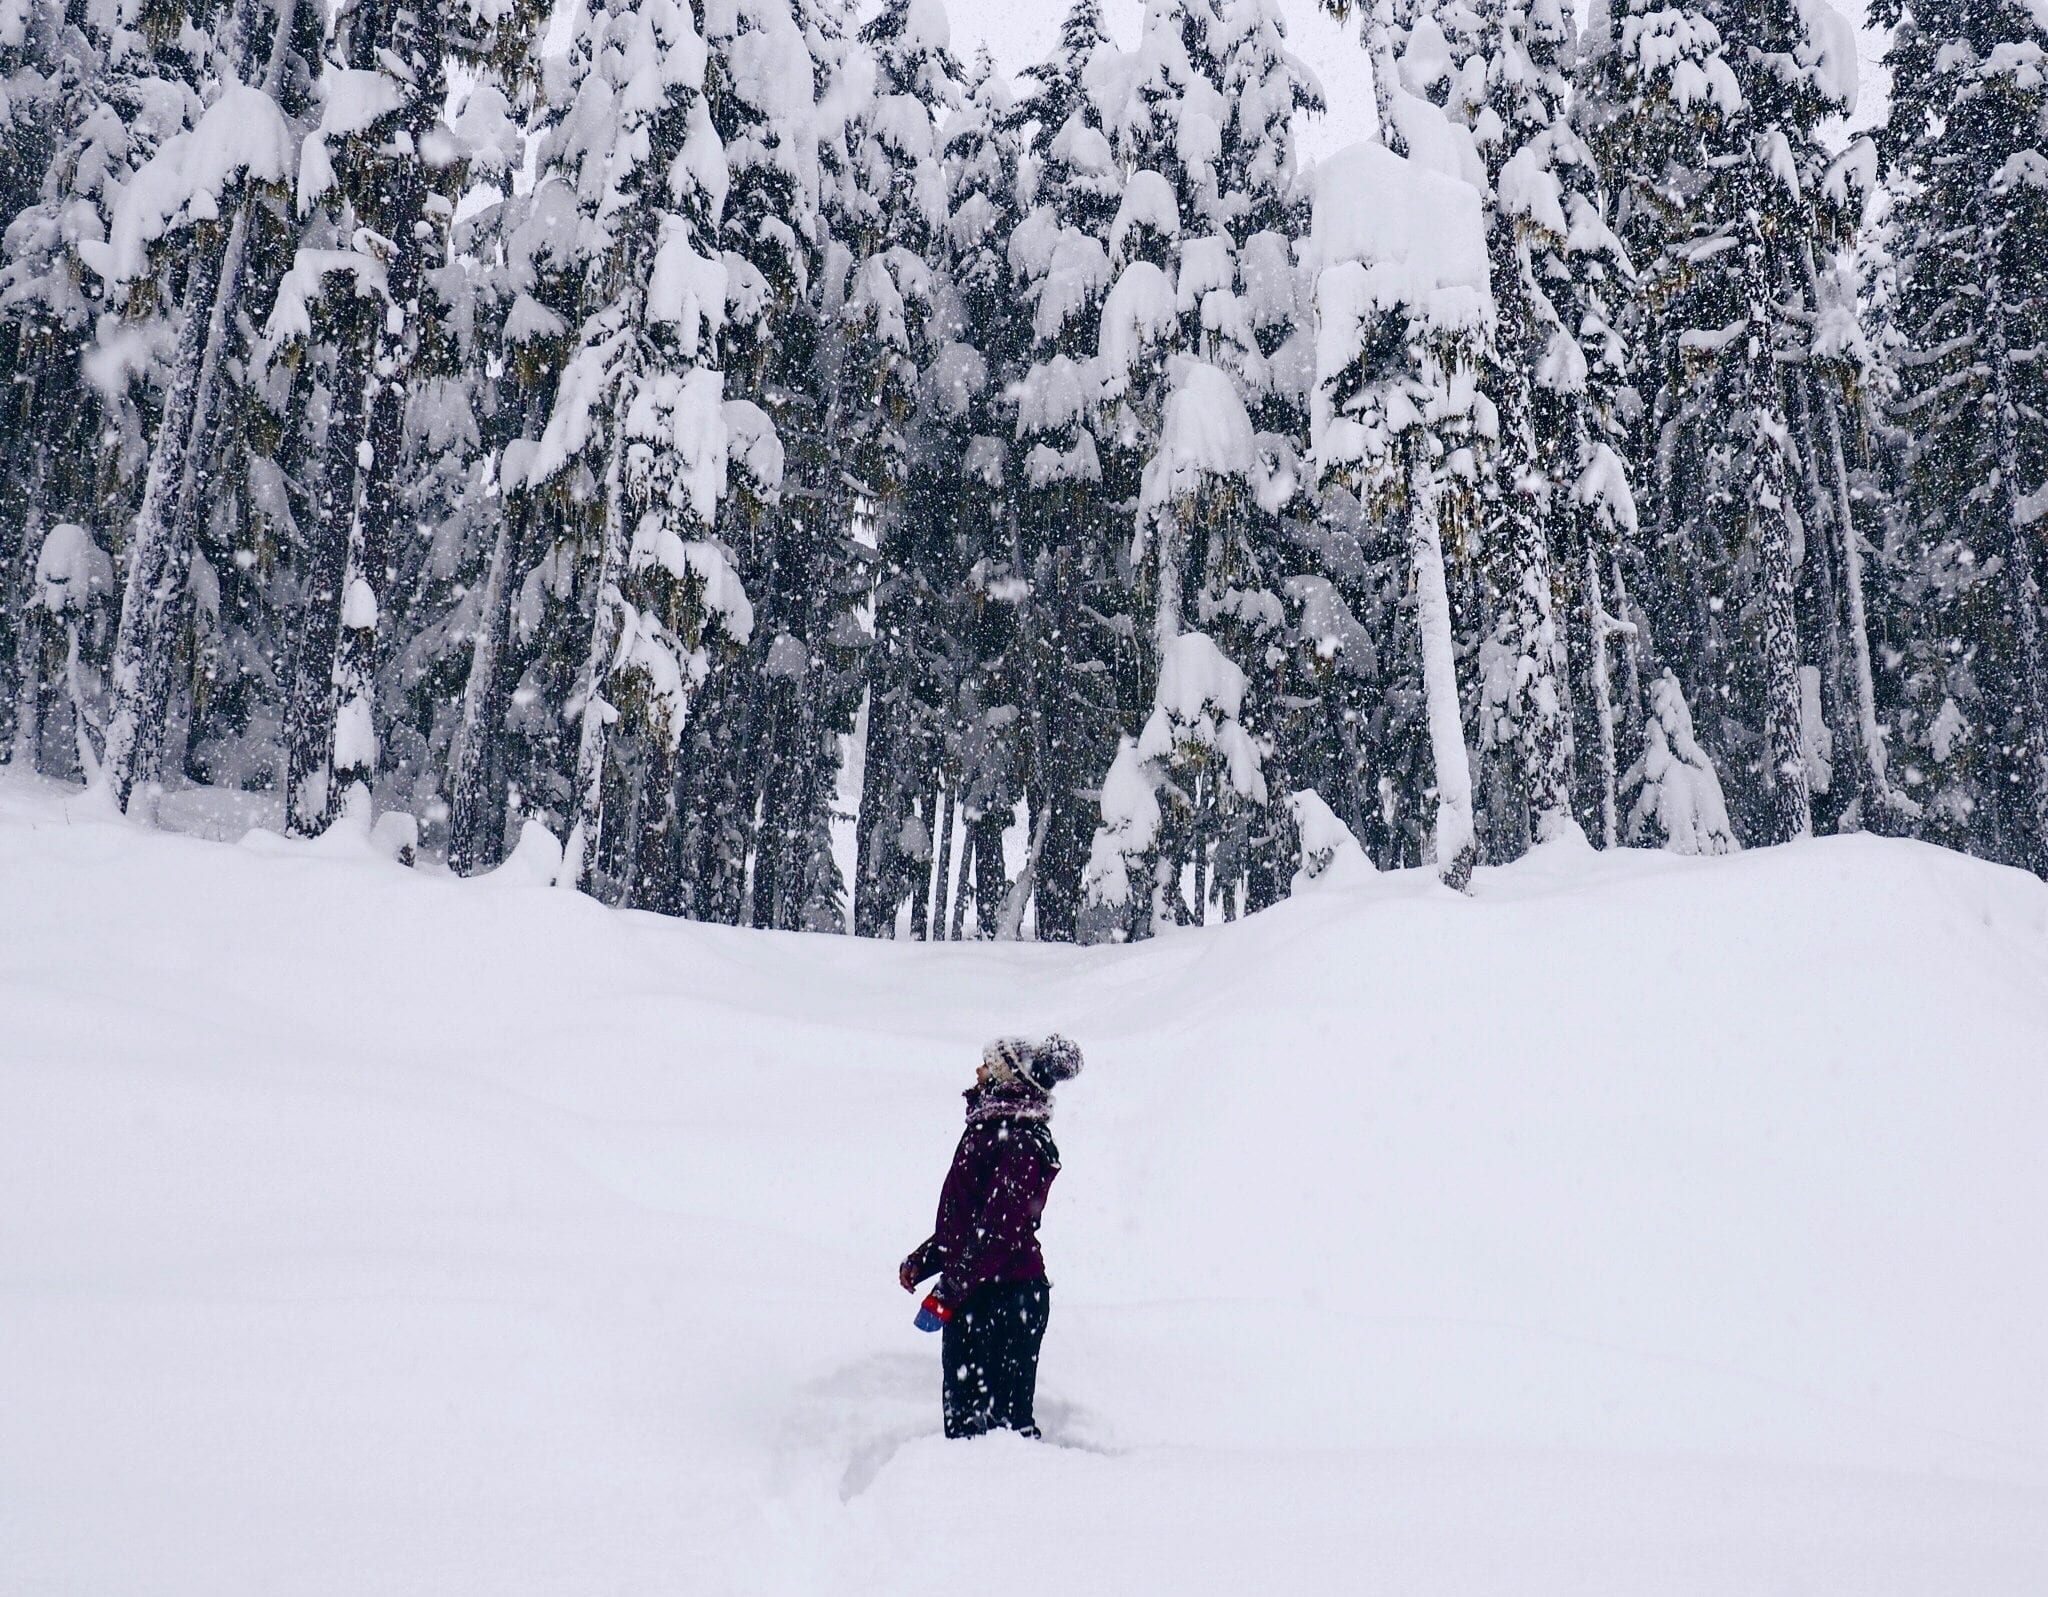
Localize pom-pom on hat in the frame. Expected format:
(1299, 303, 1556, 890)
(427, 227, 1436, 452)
(1022, 1034, 1084, 1093)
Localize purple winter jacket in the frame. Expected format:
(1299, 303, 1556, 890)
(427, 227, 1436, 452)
(903, 1082, 1061, 1310)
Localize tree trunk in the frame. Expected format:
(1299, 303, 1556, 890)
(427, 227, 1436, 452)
(563, 379, 637, 893)
(1585, 544, 1634, 850)
(1743, 187, 1811, 846)
(947, 804, 976, 940)
(1366, 0, 1404, 154)
(285, 304, 373, 834)
(10, 507, 44, 770)
(928, 781, 955, 940)
(748, 679, 788, 929)
(852, 683, 906, 937)
(1029, 544, 1085, 942)
(61, 615, 103, 785)
(908, 784, 935, 941)
(633, 736, 683, 914)
(1613, 556, 1644, 716)
(1987, 273, 2048, 872)
(994, 805, 1051, 941)
(1817, 378, 1907, 824)
(446, 483, 531, 873)
(1489, 234, 1573, 848)
(1411, 460, 1477, 890)
(971, 810, 1006, 938)
(102, 0, 297, 817)
(1789, 374, 1851, 821)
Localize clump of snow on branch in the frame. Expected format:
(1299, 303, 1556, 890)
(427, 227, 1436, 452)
(1082, 737, 1161, 912)
(83, 85, 296, 287)
(1138, 631, 1267, 805)
(297, 70, 406, 214)
(1309, 139, 1492, 478)
(1137, 361, 1255, 535)
(34, 522, 112, 614)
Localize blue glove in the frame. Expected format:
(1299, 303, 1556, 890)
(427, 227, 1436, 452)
(913, 1293, 951, 1333)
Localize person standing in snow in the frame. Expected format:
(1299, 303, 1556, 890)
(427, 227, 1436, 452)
(900, 1035, 1083, 1439)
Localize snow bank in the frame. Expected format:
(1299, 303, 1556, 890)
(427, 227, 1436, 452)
(2, 772, 2044, 1594)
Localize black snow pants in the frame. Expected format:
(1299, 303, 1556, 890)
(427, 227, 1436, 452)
(942, 1279, 1050, 1439)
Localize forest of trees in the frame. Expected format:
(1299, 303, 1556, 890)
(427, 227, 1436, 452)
(4, 0, 2047, 939)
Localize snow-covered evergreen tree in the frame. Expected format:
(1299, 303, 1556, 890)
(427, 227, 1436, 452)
(1792, 217, 1915, 833)
(912, 50, 1031, 938)
(1001, 0, 1124, 939)
(439, 37, 582, 878)
(6, 0, 2048, 919)
(675, 0, 861, 931)
(1456, 0, 1602, 851)
(90, 0, 314, 817)
(845, 0, 962, 937)
(1871, 0, 2048, 871)
(273, 0, 462, 838)
(1082, 0, 1319, 934)
(513, 0, 752, 901)
(1625, 665, 1738, 852)
(3, 0, 113, 769)
(21, 520, 114, 783)
(1582, 0, 1862, 848)
(1310, 136, 1491, 890)
(4, 1, 306, 793)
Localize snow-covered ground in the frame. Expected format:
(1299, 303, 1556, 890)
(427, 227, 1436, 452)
(3, 772, 2044, 1595)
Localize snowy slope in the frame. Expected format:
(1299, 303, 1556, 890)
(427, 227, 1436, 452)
(3, 772, 2045, 1595)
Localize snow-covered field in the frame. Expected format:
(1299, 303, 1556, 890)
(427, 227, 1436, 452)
(3, 772, 2045, 1595)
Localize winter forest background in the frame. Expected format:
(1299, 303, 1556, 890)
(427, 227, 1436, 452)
(4, 0, 2044, 939)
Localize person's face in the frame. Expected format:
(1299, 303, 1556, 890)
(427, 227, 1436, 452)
(975, 1059, 992, 1087)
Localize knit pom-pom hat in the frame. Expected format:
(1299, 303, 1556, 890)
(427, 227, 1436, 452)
(1021, 1034, 1084, 1093)
(982, 1036, 1035, 1085)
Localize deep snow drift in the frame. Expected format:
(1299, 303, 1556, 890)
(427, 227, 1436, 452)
(2, 773, 2044, 1595)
